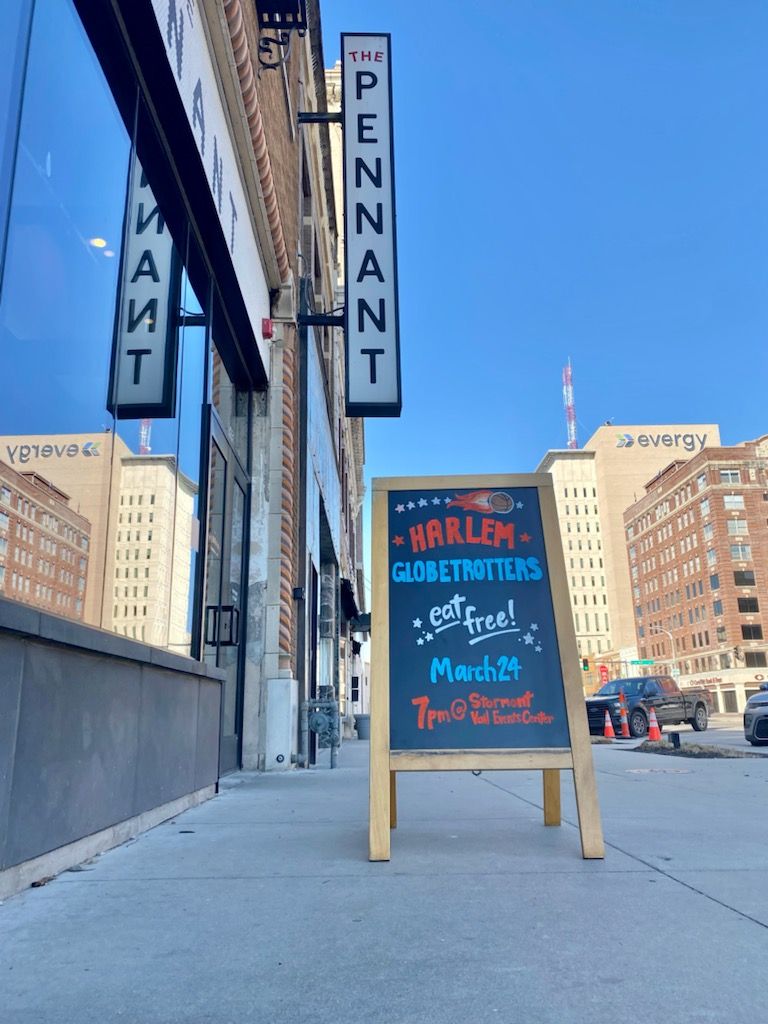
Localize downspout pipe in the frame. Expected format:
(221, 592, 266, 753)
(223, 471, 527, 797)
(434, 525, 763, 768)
(295, 276, 310, 767)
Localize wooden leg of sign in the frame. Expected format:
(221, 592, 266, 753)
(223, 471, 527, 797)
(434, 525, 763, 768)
(369, 733, 391, 860)
(571, 755, 605, 859)
(543, 769, 561, 826)
(368, 487, 391, 862)
(390, 772, 397, 829)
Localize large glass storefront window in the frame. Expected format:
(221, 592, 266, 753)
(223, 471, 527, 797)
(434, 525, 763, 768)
(0, 0, 206, 657)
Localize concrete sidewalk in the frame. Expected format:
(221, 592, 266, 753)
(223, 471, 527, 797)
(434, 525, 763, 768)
(2, 740, 768, 1024)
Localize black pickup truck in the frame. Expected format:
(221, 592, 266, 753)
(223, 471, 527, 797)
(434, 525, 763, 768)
(586, 675, 713, 738)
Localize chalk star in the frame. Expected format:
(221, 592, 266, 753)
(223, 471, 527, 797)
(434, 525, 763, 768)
(535, 645, 542, 653)
(395, 503, 405, 513)
(515, 501, 524, 509)
(412, 618, 422, 629)
(416, 637, 424, 646)
(523, 632, 534, 645)
(443, 496, 452, 504)
(418, 498, 428, 507)
(519, 533, 532, 543)
(432, 497, 442, 505)
(406, 501, 415, 510)
(425, 632, 434, 642)
(530, 623, 539, 631)
(392, 535, 405, 546)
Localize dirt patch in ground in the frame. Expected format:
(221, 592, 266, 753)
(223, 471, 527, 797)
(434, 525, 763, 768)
(590, 736, 614, 745)
(632, 740, 763, 759)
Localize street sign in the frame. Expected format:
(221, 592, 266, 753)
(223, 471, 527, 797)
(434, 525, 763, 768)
(369, 473, 604, 862)
(630, 659, 655, 665)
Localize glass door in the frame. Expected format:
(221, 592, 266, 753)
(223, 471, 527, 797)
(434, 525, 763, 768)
(204, 414, 248, 774)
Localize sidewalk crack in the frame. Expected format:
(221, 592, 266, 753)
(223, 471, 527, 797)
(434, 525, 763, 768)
(478, 774, 768, 932)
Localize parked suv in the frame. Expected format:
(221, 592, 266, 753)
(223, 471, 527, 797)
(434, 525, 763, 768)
(743, 683, 768, 746)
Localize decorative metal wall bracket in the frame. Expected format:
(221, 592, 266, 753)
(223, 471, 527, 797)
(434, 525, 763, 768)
(257, 1, 308, 71)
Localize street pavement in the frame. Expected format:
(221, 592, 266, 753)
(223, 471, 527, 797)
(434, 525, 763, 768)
(2, 736, 768, 1024)
(640, 711, 767, 753)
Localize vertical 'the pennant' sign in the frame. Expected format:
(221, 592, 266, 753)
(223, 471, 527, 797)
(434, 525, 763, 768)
(108, 155, 180, 419)
(342, 34, 402, 418)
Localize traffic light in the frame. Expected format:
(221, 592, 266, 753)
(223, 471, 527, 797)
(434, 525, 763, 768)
(581, 657, 590, 672)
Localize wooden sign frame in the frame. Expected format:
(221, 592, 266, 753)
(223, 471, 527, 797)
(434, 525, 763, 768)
(369, 473, 604, 861)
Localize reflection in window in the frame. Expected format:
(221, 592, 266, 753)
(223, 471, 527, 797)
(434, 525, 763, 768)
(0, 0, 205, 658)
(210, 339, 249, 464)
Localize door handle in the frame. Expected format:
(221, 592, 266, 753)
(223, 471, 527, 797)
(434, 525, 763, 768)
(219, 605, 240, 646)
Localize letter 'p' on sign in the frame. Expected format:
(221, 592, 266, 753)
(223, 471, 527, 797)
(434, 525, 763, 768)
(342, 34, 402, 418)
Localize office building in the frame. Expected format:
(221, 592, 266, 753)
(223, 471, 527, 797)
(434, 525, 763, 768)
(537, 423, 720, 664)
(624, 436, 768, 711)
(1, 0, 370, 894)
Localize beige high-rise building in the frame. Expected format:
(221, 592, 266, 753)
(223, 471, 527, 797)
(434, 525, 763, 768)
(537, 423, 721, 663)
(112, 455, 197, 651)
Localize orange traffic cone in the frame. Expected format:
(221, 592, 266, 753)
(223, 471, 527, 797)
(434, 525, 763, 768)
(647, 706, 662, 742)
(603, 709, 616, 739)
(618, 693, 631, 739)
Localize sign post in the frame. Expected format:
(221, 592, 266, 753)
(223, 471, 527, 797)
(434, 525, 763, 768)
(370, 474, 604, 861)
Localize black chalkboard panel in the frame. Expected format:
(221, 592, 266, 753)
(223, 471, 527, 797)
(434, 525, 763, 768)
(387, 485, 571, 750)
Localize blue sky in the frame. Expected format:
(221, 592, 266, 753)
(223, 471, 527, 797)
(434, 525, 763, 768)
(321, 0, 768, 479)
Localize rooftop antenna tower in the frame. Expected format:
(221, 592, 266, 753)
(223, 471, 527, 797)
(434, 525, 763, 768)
(562, 358, 578, 449)
(139, 419, 152, 455)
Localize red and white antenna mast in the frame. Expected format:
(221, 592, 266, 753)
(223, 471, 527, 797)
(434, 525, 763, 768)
(562, 359, 578, 449)
(139, 419, 152, 455)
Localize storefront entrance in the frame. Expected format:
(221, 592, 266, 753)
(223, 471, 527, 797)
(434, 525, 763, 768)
(204, 413, 248, 774)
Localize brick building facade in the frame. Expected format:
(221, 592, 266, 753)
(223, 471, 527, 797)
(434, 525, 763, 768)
(624, 436, 768, 711)
(0, 460, 90, 620)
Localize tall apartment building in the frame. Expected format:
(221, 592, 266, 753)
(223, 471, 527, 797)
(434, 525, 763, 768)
(537, 423, 720, 665)
(0, 460, 90, 618)
(624, 436, 768, 712)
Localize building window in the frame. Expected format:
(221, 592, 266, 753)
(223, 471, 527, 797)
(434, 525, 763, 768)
(742, 625, 763, 641)
(703, 524, 714, 542)
(697, 473, 708, 491)
(724, 494, 745, 511)
(706, 549, 717, 567)
(738, 597, 760, 614)
(719, 469, 740, 485)
(713, 600, 723, 616)
(730, 544, 752, 561)
(745, 652, 767, 668)
(726, 520, 748, 536)
(734, 570, 756, 586)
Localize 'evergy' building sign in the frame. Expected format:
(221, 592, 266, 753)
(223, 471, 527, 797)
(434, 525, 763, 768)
(342, 34, 401, 417)
(616, 431, 709, 452)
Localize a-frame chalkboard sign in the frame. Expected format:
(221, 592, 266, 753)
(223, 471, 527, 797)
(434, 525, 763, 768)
(369, 474, 604, 860)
